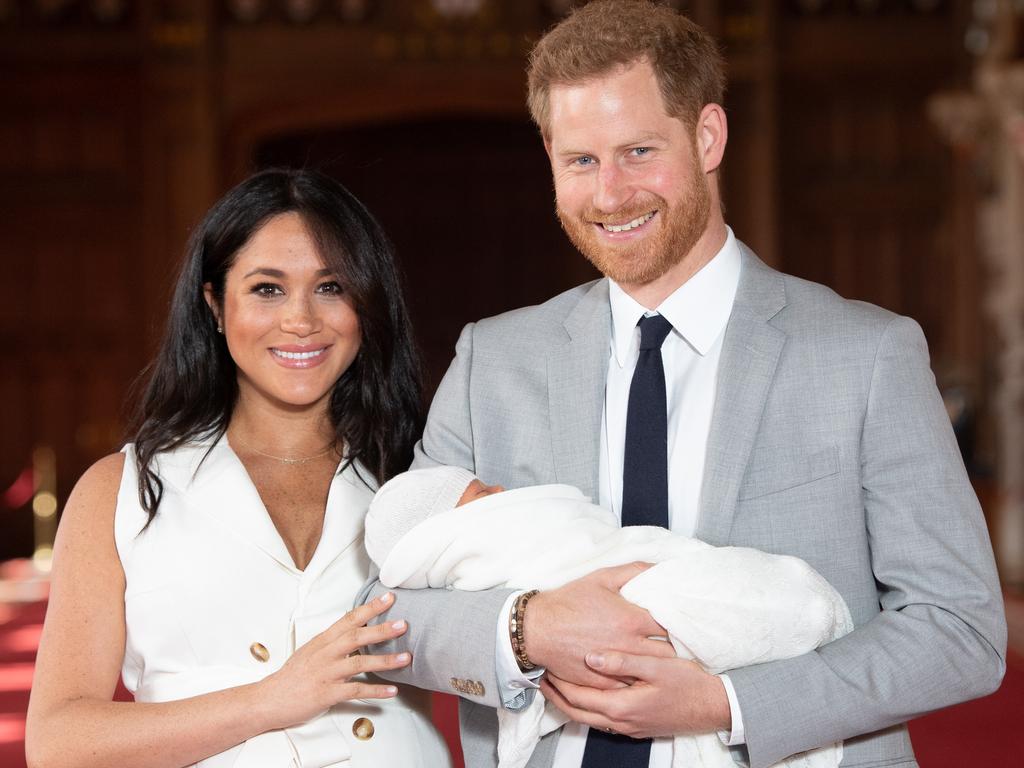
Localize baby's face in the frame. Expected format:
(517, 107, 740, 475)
(456, 479, 505, 507)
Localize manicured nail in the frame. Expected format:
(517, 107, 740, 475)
(386, 686, 398, 695)
(586, 653, 605, 669)
(379, 592, 393, 605)
(392, 620, 406, 630)
(396, 653, 410, 662)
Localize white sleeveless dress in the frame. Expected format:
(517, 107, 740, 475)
(115, 436, 452, 768)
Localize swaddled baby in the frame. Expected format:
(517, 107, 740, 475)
(366, 467, 853, 768)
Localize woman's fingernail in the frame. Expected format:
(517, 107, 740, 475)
(379, 592, 393, 605)
(396, 653, 410, 662)
(386, 686, 398, 695)
(392, 620, 406, 630)
(586, 653, 605, 669)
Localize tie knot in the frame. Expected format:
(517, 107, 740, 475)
(637, 314, 673, 351)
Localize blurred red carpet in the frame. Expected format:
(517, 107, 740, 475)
(1, 597, 1019, 768)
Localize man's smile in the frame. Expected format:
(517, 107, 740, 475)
(593, 210, 658, 237)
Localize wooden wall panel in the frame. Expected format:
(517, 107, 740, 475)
(0, 57, 147, 555)
(777, 6, 969, 382)
(0, 0, 989, 559)
(0, 371, 32, 562)
(256, 117, 592, 391)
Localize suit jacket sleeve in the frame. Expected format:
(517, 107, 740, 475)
(726, 316, 1007, 768)
(359, 323, 516, 709)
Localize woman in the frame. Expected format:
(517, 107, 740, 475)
(25, 169, 452, 767)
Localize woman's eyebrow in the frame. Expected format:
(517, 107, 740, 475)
(242, 267, 334, 279)
(243, 267, 284, 279)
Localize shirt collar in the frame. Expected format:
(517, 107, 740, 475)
(608, 226, 741, 367)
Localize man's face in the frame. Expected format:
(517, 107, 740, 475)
(546, 60, 711, 288)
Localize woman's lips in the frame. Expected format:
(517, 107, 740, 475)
(269, 345, 330, 369)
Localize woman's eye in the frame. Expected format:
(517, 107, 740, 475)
(317, 281, 343, 295)
(251, 283, 282, 297)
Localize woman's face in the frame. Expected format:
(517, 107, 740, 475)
(206, 212, 361, 412)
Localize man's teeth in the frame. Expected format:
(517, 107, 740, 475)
(602, 212, 655, 233)
(273, 348, 325, 360)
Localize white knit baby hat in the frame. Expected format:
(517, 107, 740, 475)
(364, 466, 478, 566)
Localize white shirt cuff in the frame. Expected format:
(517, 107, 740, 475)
(716, 673, 746, 746)
(494, 590, 543, 710)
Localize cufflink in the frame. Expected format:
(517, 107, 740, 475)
(449, 677, 486, 697)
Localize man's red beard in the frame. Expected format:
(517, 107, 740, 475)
(556, 166, 712, 287)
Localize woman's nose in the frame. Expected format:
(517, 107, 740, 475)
(280, 296, 321, 336)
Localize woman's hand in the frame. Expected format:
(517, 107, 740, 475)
(27, 457, 418, 768)
(258, 591, 412, 729)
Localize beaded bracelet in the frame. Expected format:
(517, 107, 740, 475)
(509, 589, 540, 671)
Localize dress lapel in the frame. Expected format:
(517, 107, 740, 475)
(161, 437, 300, 572)
(697, 246, 788, 546)
(547, 280, 611, 501)
(301, 461, 376, 584)
(161, 437, 372, 575)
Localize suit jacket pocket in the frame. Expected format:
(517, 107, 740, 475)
(738, 445, 839, 501)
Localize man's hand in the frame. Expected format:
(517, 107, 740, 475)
(540, 651, 732, 739)
(523, 562, 675, 689)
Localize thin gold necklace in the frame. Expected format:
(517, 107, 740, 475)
(231, 433, 336, 465)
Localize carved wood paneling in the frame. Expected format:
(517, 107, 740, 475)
(0, 0, 986, 560)
(1, 10, 164, 558)
(256, 117, 592, 391)
(777, 6, 969, 374)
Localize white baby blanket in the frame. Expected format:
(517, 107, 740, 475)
(366, 483, 853, 768)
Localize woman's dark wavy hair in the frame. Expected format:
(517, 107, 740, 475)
(128, 168, 423, 521)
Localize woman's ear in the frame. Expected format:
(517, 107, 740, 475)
(203, 283, 223, 333)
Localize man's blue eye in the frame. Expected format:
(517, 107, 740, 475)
(634, 147, 650, 156)
(576, 156, 594, 166)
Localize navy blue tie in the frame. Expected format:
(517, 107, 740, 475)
(581, 313, 673, 768)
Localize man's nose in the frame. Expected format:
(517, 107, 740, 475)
(280, 295, 321, 336)
(593, 163, 633, 214)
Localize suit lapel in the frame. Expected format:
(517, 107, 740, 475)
(697, 247, 787, 545)
(548, 280, 611, 500)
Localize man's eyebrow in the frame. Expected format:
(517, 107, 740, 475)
(553, 133, 669, 157)
(553, 147, 591, 157)
(627, 131, 668, 144)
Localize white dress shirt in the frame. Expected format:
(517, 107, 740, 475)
(497, 229, 745, 767)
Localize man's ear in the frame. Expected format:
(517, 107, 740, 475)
(695, 103, 728, 174)
(203, 283, 222, 330)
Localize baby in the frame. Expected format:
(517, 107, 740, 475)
(366, 467, 852, 768)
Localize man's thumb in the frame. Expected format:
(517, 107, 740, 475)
(598, 560, 654, 589)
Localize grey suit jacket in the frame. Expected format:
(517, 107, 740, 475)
(367, 246, 1006, 768)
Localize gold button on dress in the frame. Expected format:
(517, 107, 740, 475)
(352, 717, 375, 740)
(249, 642, 270, 663)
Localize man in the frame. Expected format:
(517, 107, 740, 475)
(365, 2, 1006, 767)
